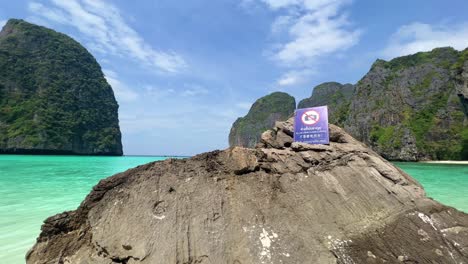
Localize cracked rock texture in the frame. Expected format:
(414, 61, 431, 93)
(27, 118, 468, 263)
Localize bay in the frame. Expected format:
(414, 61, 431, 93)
(395, 162, 468, 213)
(0, 155, 170, 264)
(0, 155, 467, 263)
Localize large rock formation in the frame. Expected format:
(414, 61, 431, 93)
(343, 47, 468, 161)
(295, 47, 468, 161)
(0, 19, 123, 155)
(229, 92, 295, 148)
(298, 82, 354, 127)
(454, 49, 468, 121)
(27, 118, 468, 263)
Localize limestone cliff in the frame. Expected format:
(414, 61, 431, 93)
(27, 118, 468, 263)
(344, 47, 467, 161)
(298, 82, 354, 127)
(229, 92, 295, 148)
(297, 47, 468, 161)
(454, 49, 468, 122)
(0, 19, 123, 155)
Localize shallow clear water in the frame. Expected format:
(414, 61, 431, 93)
(0, 156, 467, 263)
(0, 155, 169, 264)
(395, 162, 468, 213)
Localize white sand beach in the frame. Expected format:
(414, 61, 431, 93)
(419, 161, 468, 164)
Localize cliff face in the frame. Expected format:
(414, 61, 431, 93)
(344, 47, 467, 161)
(454, 49, 468, 121)
(27, 118, 468, 263)
(297, 47, 468, 161)
(0, 19, 123, 155)
(298, 82, 354, 127)
(229, 92, 295, 148)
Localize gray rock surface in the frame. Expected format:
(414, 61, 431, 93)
(27, 118, 468, 264)
(455, 55, 468, 122)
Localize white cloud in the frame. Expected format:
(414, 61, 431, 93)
(28, 0, 187, 73)
(382, 22, 468, 59)
(269, 0, 360, 66)
(261, 0, 300, 9)
(251, 0, 360, 86)
(25, 16, 53, 28)
(103, 69, 139, 102)
(181, 84, 209, 97)
(271, 15, 294, 34)
(143, 83, 209, 98)
(29, 2, 68, 24)
(277, 75, 297, 86)
(276, 68, 314, 86)
(143, 85, 176, 99)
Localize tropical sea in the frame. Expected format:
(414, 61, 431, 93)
(0, 156, 467, 263)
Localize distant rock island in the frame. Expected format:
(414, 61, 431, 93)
(229, 92, 295, 148)
(233, 47, 468, 161)
(0, 19, 123, 155)
(27, 118, 468, 263)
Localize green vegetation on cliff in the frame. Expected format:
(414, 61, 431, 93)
(374, 47, 459, 72)
(241, 47, 468, 161)
(316, 47, 468, 160)
(298, 82, 354, 127)
(0, 19, 122, 155)
(229, 92, 295, 148)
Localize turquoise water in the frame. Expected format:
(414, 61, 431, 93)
(0, 155, 170, 264)
(395, 162, 468, 213)
(0, 156, 467, 263)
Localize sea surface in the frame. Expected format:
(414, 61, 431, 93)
(0, 156, 467, 263)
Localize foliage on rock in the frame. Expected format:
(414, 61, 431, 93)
(229, 92, 295, 148)
(298, 82, 354, 127)
(0, 19, 122, 155)
(298, 47, 468, 160)
(345, 47, 467, 160)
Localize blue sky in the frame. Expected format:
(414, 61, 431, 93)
(1, 0, 468, 155)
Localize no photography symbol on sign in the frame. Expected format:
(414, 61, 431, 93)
(301, 110, 320, 125)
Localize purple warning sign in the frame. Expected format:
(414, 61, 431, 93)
(294, 106, 330, 144)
